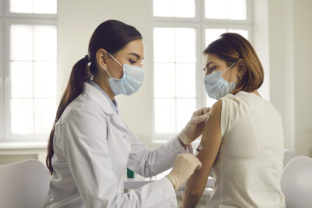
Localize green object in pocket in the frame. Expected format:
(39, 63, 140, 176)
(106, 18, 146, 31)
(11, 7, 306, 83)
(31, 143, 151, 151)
(127, 168, 134, 178)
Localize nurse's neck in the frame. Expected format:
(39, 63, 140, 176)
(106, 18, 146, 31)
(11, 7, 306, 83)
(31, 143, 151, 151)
(92, 73, 115, 101)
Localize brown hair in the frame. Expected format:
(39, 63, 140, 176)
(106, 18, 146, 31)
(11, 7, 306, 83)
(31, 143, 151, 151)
(203, 33, 264, 94)
(46, 20, 142, 174)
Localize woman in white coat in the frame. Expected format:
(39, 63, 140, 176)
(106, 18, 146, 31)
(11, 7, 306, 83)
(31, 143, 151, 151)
(43, 20, 208, 207)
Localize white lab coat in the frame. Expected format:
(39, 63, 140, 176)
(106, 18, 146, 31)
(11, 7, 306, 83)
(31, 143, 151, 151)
(43, 82, 188, 208)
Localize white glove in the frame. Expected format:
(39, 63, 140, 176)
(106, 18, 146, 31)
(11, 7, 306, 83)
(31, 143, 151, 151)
(178, 107, 210, 145)
(166, 153, 202, 190)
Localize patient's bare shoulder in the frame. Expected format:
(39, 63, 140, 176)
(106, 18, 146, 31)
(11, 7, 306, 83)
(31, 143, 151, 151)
(210, 100, 222, 117)
(201, 100, 222, 146)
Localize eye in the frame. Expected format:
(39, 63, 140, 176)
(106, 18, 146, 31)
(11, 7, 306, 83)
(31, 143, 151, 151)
(208, 66, 217, 73)
(129, 59, 136, 64)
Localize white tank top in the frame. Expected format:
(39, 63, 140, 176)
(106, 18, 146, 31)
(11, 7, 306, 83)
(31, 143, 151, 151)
(209, 91, 286, 208)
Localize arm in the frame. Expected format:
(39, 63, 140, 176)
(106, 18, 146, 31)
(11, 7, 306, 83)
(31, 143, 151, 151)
(182, 100, 223, 208)
(127, 107, 209, 177)
(61, 110, 178, 207)
(127, 134, 189, 177)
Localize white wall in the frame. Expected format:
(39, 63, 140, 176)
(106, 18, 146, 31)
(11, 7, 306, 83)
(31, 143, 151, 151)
(265, 0, 296, 151)
(58, 0, 154, 145)
(253, 0, 270, 101)
(293, 0, 312, 156)
(58, 0, 312, 155)
(258, 0, 312, 156)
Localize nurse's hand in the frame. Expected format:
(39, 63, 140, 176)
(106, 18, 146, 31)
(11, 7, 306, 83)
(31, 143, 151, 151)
(166, 153, 202, 190)
(178, 107, 210, 145)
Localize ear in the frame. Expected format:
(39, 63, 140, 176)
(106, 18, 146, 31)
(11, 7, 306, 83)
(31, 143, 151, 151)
(96, 49, 109, 71)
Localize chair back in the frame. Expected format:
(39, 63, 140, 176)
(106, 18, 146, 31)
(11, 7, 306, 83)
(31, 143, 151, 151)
(281, 156, 312, 208)
(0, 160, 51, 208)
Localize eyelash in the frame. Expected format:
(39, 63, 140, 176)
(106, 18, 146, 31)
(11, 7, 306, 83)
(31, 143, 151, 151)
(208, 66, 216, 72)
(129, 59, 136, 64)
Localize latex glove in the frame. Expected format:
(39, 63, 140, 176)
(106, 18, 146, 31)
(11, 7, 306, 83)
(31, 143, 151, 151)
(178, 107, 210, 145)
(166, 153, 202, 190)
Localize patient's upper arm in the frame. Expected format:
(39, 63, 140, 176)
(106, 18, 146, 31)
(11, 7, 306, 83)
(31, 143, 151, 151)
(198, 100, 222, 167)
(183, 100, 223, 201)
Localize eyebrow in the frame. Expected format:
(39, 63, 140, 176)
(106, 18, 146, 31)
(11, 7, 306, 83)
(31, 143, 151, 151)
(128, 53, 143, 60)
(206, 62, 215, 67)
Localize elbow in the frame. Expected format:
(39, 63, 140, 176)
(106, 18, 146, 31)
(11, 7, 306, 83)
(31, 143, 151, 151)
(141, 161, 153, 177)
(188, 189, 203, 200)
(183, 189, 203, 207)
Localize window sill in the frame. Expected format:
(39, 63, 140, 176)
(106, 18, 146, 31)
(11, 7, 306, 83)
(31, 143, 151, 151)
(0, 141, 47, 150)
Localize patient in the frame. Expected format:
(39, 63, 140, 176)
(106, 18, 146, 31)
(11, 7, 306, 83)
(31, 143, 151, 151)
(183, 33, 286, 208)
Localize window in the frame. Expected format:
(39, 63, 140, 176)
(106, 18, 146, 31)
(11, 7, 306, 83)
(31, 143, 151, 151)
(0, 0, 57, 141)
(153, 27, 196, 134)
(153, 0, 252, 137)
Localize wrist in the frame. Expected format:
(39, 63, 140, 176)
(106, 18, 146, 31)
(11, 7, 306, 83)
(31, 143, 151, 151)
(178, 130, 192, 145)
(178, 137, 187, 149)
(166, 174, 178, 190)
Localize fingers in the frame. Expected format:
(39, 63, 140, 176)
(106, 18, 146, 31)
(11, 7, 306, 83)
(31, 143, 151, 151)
(181, 153, 202, 170)
(193, 107, 211, 116)
(168, 153, 202, 190)
(193, 112, 210, 124)
(194, 158, 202, 170)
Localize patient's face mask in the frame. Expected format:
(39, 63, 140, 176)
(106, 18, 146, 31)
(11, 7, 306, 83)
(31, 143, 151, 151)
(106, 53, 144, 96)
(204, 64, 236, 100)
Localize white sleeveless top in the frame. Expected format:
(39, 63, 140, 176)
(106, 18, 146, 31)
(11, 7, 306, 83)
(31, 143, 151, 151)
(209, 91, 286, 208)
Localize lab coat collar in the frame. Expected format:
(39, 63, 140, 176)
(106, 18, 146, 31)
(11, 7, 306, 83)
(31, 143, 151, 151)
(87, 80, 119, 114)
(83, 82, 115, 115)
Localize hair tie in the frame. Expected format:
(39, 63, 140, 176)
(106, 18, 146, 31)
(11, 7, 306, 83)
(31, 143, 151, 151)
(84, 55, 90, 63)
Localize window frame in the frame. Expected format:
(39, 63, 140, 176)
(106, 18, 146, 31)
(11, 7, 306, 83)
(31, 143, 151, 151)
(0, 0, 4, 142)
(0, 0, 3, 15)
(4, 0, 57, 19)
(1, 0, 57, 142)
(152, 0, 253, 139)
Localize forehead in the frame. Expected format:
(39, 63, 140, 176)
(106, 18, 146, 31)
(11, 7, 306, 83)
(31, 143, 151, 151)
(206, 53, 222, 63)
(119, 39, 144, 55)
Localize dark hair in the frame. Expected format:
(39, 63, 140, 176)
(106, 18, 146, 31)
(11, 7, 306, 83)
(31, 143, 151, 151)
(203, 33, 264, 94)
(46, 20, 142, 174)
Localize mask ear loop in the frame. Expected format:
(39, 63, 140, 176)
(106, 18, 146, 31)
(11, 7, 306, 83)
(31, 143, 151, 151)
(106, 52, 125, 80)
(224, 62, 237, 83)
(98, 52, 113, 78)
(107, 52, 123, 67)
(104, 68, 112, 78)
(102, 59, 112, 78)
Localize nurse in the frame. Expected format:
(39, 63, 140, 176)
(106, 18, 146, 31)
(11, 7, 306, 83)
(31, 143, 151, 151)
(43, 20, 208, 207)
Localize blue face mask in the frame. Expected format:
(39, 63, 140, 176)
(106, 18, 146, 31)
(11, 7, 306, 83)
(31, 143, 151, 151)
(106, 53, 144, 96)
(204, 65, 236, 100)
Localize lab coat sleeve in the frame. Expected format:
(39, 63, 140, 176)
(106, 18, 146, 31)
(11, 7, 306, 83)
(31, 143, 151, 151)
(60, 109, 178, 208)
(127, 131, 189, 177)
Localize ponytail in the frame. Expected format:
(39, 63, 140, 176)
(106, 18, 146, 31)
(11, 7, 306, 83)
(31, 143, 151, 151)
(46, 55, 91, 174)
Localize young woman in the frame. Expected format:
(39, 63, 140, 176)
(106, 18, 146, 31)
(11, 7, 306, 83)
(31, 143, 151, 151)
(43, 20, 208, 207)
(183, 33, 286, 208)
